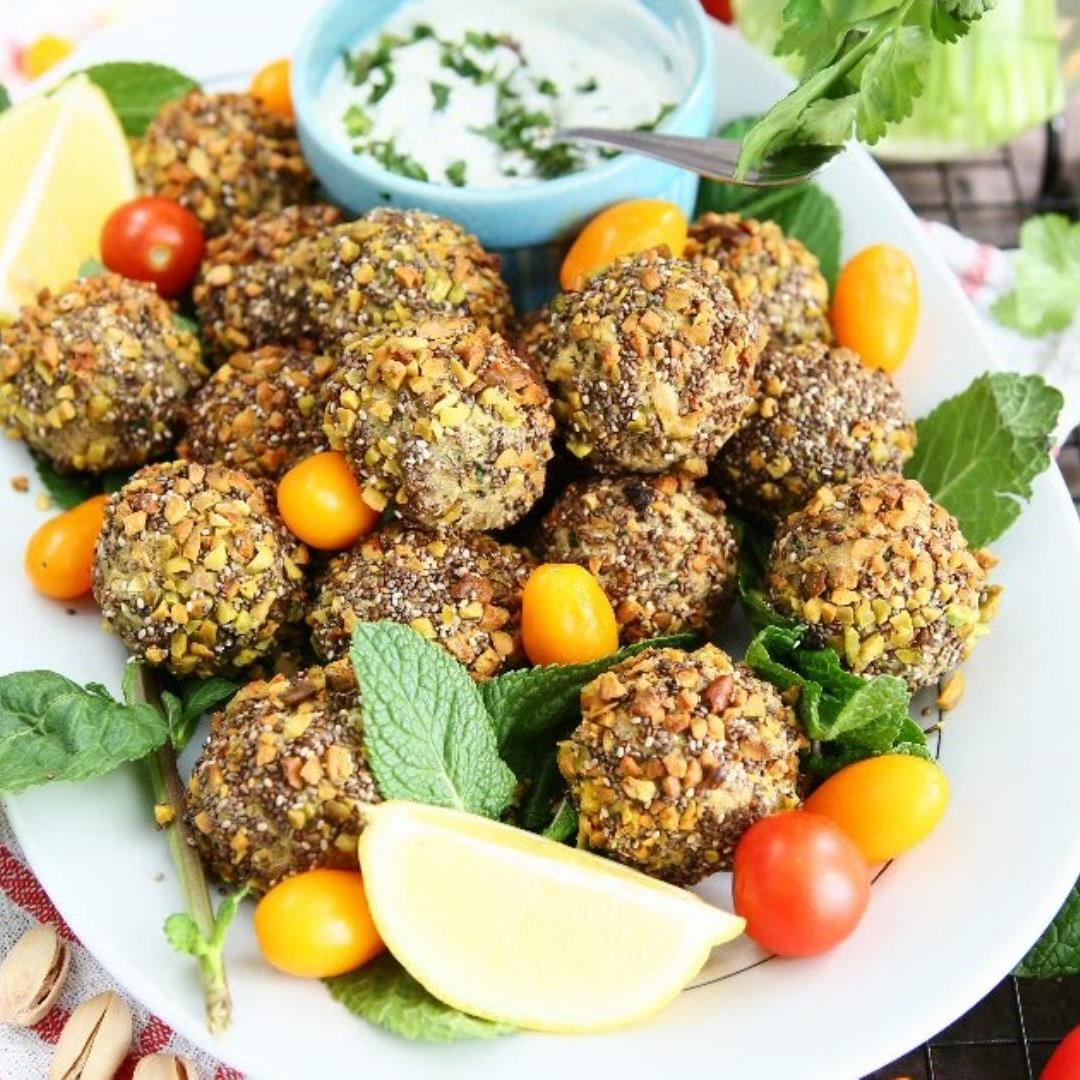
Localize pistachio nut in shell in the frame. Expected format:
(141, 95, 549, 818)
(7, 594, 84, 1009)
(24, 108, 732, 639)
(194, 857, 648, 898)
(133, 1053, 200, 1080)
(0, 923, 70, 1026)
(49, 990, 132, 1080)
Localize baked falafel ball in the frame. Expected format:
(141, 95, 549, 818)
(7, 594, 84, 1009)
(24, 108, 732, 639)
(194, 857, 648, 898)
(685, 213, 831, 346)
(714, 341, 916, 522)
(186, 661, 378, 894)
(178, 345, 333, 480)
(558, 644, 806, 884)
(133, 90, 316, 236)
(93, 460, 308, 677)
(766, 475, 999, 689)
(533, 251, 765, 476)
(308, 523, 534, 679)
(0, 274, 206, 472)
(536, 474, 738, 642)
(322, 318, 553, 532)
(193, 203, 343, 359)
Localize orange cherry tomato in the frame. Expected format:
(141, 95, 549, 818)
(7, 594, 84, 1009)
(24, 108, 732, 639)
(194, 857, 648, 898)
(521, 563, 619, 666)
(276, 451, 381, 550)
(560, 199, 688, 291)
(830, 244, 920, 372)
(250, 58, 294, 119)
(805, 755, 949, 864)
(254, 869, 384, 978)
(25, 494, 108, 600)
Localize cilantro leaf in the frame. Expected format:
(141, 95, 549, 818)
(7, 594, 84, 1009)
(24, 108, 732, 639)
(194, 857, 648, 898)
(853, 25, 931, 143)
(80, 62, 199, 136)
(327, 954, 513, 1042)
(905, 372, 1062, 547)
(350, 622, 516, 818)
(992, 215, 1080, 336)
(1016, 881, 1080, 978)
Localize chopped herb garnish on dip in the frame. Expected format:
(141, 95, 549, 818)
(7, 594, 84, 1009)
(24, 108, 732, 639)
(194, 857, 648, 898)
(445, 160, 468, 186)
(636, 101, 677, 131)
(343, 104, 374, 137)
(430, 80, 451, 111)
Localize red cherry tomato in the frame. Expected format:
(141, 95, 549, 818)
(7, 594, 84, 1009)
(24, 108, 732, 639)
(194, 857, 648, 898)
(1042, 1023, 1080, 1080)
(700, 0, 734, 22)
(100, 196, 206, 297)
(733, 811, 871, 957)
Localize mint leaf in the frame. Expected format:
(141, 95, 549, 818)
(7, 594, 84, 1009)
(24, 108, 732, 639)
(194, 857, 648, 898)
(165, 676, 238, 749)
(31, 453, 100, 510)
(0, 85, 9, 114)
(542, 798, 578, 843)
(327, 954, 513, 1042)
(78, 257, 107, 278)
(81, 61, 198, 136)
(350, 622, 516, 818)
(992, 215, 1080, 337)
(1016, 881, 1080, 978)
(905, 372, 1062, 547)
(0, 671, 169, 792)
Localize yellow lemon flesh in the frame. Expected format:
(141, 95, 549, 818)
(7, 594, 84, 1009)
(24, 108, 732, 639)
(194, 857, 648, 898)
(358, 801, 745, 1033)
(0, 75, 135, 315)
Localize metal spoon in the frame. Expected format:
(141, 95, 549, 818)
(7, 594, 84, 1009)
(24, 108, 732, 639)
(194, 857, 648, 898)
(559, 127, 839, 187)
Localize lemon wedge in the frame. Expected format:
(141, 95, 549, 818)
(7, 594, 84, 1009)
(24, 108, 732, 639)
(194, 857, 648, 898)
(358, 801, 745, 1033)
(0, 75, 135, 315)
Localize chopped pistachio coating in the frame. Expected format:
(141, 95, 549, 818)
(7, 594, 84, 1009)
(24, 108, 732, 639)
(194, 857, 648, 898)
(178, 345, 334, 480)
(193, 203, 343, 359)
(537, 474, 738, 642)
(308, 523, 534, 680)
(714, 341, 917, 523)
(532, 251, 766, 476)
(186, 661, 378, 895)
(93, 460, 308, 677)
(559, 644, 806, 884)
(0, 274, 206, 473)
(766, 474, 999, 689)
(322, 317, 554, 532)
(685, 213, 832, 346)
(133, 90, 316, 236)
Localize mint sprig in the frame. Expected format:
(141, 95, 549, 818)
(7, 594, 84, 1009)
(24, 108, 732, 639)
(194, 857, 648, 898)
(1016, 882, 1080, 979)
(81, 61, 198, 136)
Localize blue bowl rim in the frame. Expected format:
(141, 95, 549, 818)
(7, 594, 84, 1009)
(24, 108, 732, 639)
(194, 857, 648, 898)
(291, 0, 717, 207)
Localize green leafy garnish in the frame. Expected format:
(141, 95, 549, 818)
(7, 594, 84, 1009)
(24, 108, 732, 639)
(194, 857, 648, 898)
(161, 676, 239, 750)
(30, 452, 132, 510)
(78, 257, 107, 278)
(537, 77, 558, 97)
(327, 954, 513, 1042)
(81, 61, 198, 136)
(0, 84, 9, 114)
(445, 160, 468, 187)
(429, 81, 451, 111)
(635, 101, 677, 132)
(365, 138, 429, 182)
(541, 798, 579, 843)
(350, 622, 517, 818)
(576, 77, 599, 93)
(1016, 882, 1080, 979)
(343, 103, 374, 137)
(905, 372, 1062, 547)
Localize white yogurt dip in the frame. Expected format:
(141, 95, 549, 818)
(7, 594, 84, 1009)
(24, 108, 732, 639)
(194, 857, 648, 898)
(317, 0, 688, 189)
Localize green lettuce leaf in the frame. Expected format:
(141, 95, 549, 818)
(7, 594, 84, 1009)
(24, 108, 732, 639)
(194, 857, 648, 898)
(1016, 882, 1080, 979)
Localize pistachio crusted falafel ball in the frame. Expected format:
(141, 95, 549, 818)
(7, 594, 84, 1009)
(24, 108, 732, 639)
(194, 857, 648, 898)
(308, 524, 534, 679)
(559, 644, 806, 884)
(537, 474, 738, 642)
(186, 661, 378, 894)
(322, 318, 554, 532)
(714, 342, 916, 523)
(534, 251, 765, 476)
(766, 475, 999, 689)
(93, 460, 308, 677)
(685, 213, 831, 346)
(193, 203, 343, 359)
(134, 90, 316, 236)
(0, 274, 206, 472)
(178, 345, 333, 480)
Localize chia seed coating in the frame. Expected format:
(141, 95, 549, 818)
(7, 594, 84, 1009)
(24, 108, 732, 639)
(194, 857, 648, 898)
(178, 345, 334, 480)
(714, 341, 916, 523)
(133, 90, 316, 236)
(685, 213, 832, 346)
(308, 523, 534, 679)
(321, 317, 554, 532)
(185, 660, 378, 895)
(93, 460, 309, 678)
(0, 274, 206, 472)
(766, 474, 1000, 689)
(193, 203, 343, 360)
(559, 643, 806, 884)
(536, 473, 738, 642)
(532, 251, 766, 476)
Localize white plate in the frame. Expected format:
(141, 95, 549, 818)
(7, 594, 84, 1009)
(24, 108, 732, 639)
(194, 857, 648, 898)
(6, 4, 1080, 1078)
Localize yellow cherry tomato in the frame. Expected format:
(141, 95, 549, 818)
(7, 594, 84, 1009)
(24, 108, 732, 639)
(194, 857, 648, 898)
(830, 244, 921, 373)
(250, 58, 294, 119)
(521, 563, 619, 666)
(23, 35, 74, 80)
(805, 754, 949, 864)
(25, 494, 108, 600)
(255, 869, 384, 978)
(560, 199, 688, 291)
(277, 451, 381, 550)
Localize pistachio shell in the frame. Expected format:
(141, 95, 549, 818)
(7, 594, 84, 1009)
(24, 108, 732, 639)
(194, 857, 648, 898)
(0, 924, 70, 1026)
(133, 1053, 200, 1080)
(49, 990, 132, 1080)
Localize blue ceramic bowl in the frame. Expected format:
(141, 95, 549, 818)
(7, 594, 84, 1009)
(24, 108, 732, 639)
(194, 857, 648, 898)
(292, 0, 716, 308)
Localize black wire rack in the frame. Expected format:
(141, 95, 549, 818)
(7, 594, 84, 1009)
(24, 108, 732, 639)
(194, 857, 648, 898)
(861, 127, 1080, 1080)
